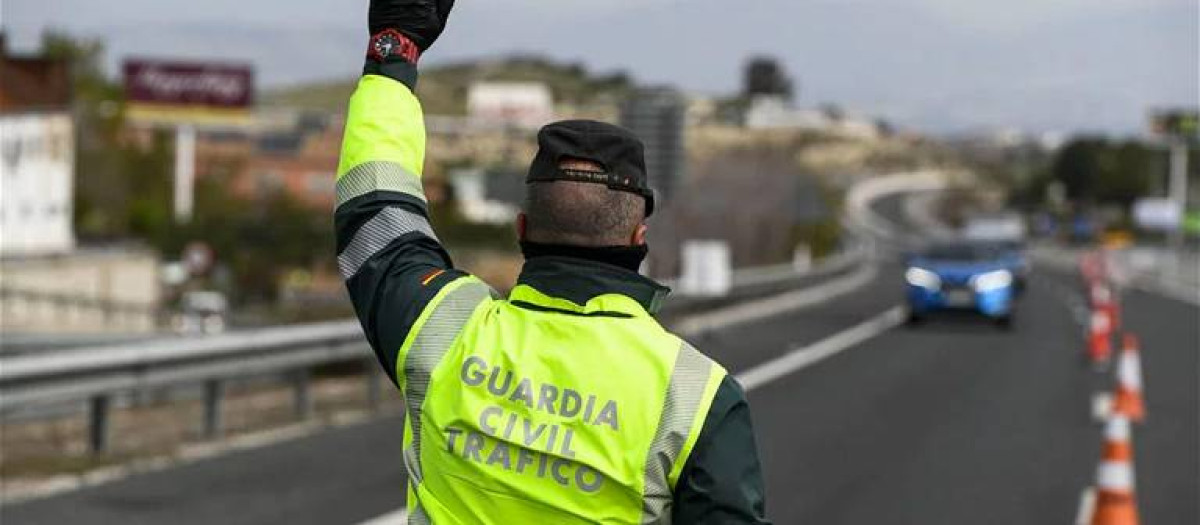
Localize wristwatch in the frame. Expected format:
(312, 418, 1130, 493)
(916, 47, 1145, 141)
(365, 29, 421, 89)
(368, 29, 420, 65)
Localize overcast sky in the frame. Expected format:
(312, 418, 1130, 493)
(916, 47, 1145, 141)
(3, 0, 1196, 134)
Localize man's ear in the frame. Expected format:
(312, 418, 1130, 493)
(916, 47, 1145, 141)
(631, 223, 648, 246)
(516, 213, 528, 242)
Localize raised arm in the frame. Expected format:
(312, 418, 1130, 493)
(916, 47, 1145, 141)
(335, 0, 466, 387)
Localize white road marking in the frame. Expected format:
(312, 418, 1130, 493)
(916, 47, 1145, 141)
(1091, 392, 1113, 423)
(357, 508, 408, 525)
(675, 264, 879, 337)
(736, 306, 907, 392)
(1074, 487, 1096, 525)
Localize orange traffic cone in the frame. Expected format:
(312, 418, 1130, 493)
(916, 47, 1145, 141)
(1113, 334, 1145, 422)
(1091, 283, 1121, 333)
(1089, 310, 1113, 364)
(1091, 415, 1140, 525)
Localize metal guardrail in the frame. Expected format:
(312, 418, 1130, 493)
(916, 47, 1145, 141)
(0, 321, 367, 407)
(0, 320, 377, 452)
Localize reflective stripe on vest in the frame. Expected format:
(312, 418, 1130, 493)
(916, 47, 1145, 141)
(399, 277, 493, 516)
(641, 341, 715, 524)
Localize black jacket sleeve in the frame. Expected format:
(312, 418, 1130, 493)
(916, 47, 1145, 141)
(672, 375, 771, 524)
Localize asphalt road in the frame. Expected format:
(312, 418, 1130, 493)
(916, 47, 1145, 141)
(4, 195, 1196, 525)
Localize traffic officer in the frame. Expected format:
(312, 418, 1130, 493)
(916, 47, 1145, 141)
(336, 1, 769, 523)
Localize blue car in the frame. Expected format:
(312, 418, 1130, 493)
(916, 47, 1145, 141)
(904, 242, 1017, 328)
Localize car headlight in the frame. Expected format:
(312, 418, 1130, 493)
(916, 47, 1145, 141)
(971, 270, 1013, 292)
(905, 267, 941, 289)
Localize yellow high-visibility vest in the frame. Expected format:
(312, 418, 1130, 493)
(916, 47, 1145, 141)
(398, 277, 725, 524)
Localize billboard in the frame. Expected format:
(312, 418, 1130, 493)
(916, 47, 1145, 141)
(123, 59, 254, 127)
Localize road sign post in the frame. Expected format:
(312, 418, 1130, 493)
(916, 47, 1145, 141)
(89, 394, 111, 454)
(203, 379, 225, 439)
(174, 125, 197, 223)
(1166, 140, 1189, 252)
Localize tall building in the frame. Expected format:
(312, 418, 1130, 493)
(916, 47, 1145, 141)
(620, 87, 686, 205)
(0, 34, 75, 256)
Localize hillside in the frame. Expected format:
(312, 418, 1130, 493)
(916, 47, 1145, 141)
(262, 55, 634, 115)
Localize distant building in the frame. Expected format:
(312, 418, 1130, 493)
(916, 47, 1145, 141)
(195, 112, 343, 208)
(0, 35, 75, 257)
(621, 87, 687, 205)
(467, 82, 554, 129)
(745, 96, 827, 130)
(744, 95, 881, 140)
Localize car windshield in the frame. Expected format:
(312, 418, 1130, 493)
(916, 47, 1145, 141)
(922, 243, 997, 262)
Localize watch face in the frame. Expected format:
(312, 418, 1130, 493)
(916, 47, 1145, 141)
(368, 29, 419, 63)
(373, 34, 398, 58)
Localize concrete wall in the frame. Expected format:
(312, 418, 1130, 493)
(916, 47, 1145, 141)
(0, 249, 162, 334)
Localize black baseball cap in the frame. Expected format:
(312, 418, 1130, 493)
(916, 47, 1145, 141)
(526, 120, 655, 217)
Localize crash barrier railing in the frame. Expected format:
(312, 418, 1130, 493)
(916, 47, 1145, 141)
(0, 236, 872, 455)
(0, 320, 376, 453)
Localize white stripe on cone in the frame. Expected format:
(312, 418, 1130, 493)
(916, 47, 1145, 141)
(1096, 461, 1135, 491)
(1118, 353, 1142, 390)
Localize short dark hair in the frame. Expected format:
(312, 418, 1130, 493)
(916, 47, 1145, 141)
(523, 181, 645, 246)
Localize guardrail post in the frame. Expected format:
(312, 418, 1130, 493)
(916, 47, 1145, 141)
(293, 369, 313, 420)
(88, 395, 111, 454)
(203, 379, 224, 439)
(365, 359, 382, 412)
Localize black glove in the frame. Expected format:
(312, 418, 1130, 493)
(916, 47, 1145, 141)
(364, 0, 455, 89)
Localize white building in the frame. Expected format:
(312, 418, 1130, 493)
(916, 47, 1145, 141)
(744, 95, 881, 140)
(745, 96, 829, 130)
(0, 111, 75, 256)
(467, 82, 554, 129)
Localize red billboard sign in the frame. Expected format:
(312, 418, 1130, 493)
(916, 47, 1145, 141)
(123, 59, 254, 126)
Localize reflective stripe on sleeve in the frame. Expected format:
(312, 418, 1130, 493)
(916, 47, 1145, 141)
(335, 160, 426, 209)
(641, 341, 719, 524)
(337, 207, 438, 280)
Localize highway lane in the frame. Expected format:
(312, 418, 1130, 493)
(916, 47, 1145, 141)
(1, 409, 410, 525)
(745, 271, 1100, 524)
(1120, 288, 1199, 524)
